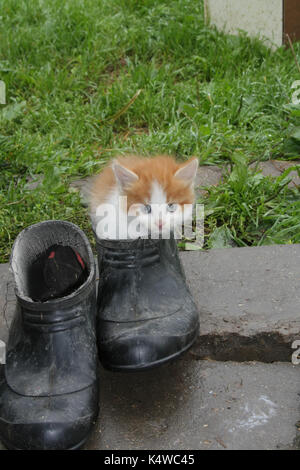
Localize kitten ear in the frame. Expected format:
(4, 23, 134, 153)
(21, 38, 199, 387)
(112, 161, 139, 190)
(174, 158, 198, 183)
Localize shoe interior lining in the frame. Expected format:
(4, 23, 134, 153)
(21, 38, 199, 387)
(11, 221, 92, 301)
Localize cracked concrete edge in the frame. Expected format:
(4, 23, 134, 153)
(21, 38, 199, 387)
(180, 244, 300, 363)
(190, 331, 299, 363)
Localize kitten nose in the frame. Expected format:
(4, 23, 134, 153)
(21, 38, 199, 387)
(157, 221, 163, 229)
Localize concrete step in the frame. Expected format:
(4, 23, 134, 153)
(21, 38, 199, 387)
(184, 244, 300, 362)
(85, 357, 300, 450)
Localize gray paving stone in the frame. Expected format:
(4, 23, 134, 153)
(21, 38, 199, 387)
(194, 165, 223, 196)
(84, 358, 300, 450)
(250, 160, 300, 187)
(186, 244, 300, 362)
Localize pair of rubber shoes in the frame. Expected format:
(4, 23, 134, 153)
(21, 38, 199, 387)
(0, 220, 199, 450)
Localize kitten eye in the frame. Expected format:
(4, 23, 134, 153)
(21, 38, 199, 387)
(143, 204, 151, 214)
(167, 203, 177, 212)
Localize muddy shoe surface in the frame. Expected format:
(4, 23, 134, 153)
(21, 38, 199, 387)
(0, 221, 99, 450)
(96, 235, 199, 371)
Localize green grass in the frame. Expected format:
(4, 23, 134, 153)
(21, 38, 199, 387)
(200, 156, 300, 248)
(0, 0, 300, 261)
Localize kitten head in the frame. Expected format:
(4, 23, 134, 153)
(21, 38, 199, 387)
(112, 155, 198, 238)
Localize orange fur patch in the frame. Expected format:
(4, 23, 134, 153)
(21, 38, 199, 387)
(90, 155, 197, 212)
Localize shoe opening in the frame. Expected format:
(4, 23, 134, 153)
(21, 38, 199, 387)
(11, 221, 93, 302)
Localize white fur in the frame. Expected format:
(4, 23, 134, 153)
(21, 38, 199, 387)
(150, 180, 167, 204)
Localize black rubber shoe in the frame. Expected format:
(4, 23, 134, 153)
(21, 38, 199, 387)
(0, 221, 99, 450)
(95, 235, 199, 371)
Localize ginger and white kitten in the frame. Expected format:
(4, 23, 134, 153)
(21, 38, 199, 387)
(89, 155, 198, 240)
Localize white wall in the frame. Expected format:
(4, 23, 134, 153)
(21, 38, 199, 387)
(205, 0, 283, 47)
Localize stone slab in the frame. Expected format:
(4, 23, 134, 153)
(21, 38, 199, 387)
(185, 244, 300, 362)
(205, 0, 283, 48)
(250, 160, 300, 188)
(84, 358, 300, 450)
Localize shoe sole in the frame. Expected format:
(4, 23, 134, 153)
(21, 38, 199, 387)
(100, 333, 198, 372)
